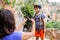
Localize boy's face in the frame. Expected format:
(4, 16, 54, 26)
(34, 7, 40, 13)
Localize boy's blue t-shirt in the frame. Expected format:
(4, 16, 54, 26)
(3, 31, 22, 40)
(34, 12, 45, 30)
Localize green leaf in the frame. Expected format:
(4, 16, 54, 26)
(12, 0, 16, 7)
(5, 0, 10, 4)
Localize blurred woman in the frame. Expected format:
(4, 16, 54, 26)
(0, 9, 35, 40)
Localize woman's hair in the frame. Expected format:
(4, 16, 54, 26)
(0, 9, 15, 38)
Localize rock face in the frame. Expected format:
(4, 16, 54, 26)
(14, 11, 24, 31)
(45, 28, 60, 40)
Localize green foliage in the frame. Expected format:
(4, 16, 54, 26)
(21, 0, 35, 18)
(5, 0, 16, 7)
(16, 2, 23, 6)
(11, 0, 16, 7)
(21, 5, 34, 18)
(46, 21, 60, 30)
(57, 10, 60, 13)
(24, 0, 35, 6)
(5, 0, 10, 4)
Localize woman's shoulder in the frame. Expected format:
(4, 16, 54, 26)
(3, 31, 22, 40)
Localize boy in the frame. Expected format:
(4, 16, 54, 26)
(34, 4, 45, 40)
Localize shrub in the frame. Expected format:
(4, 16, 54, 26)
(46, 21, 60, 30)
(21, 5, 34, 18)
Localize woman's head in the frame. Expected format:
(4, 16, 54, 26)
(0, 9, 15, 38)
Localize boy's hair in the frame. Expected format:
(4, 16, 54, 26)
(34, 5, 41, 9)
(0, 9, 15, 38)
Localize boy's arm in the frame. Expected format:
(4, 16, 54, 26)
(22, 19, 35, 40)
(41, 14, 46, 30)
(43, 19, 46, 29)
(42, 14, 46, 32)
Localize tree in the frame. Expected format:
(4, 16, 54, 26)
(21, 0, 35, 32)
